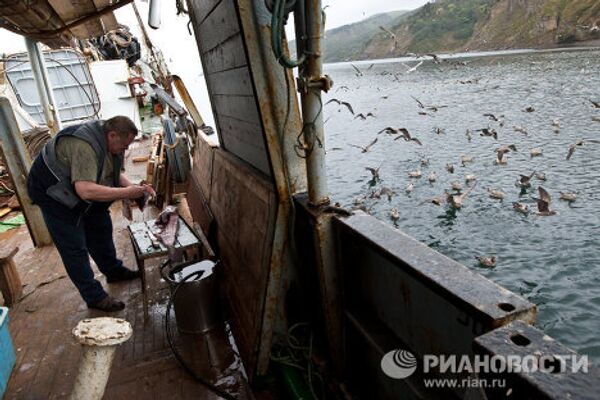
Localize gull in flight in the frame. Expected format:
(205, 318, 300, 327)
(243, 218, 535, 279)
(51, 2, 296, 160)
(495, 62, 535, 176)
(533, 186, 557, 216)
(325, 98, 355, 115)
(566, 139, 600, 160)
(349, 138, 378, 153)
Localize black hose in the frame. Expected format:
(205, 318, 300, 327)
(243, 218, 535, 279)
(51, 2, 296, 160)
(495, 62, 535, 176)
(165, 264, 237, 400)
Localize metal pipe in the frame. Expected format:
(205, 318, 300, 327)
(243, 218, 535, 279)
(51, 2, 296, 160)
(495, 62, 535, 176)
(70, 317, 132, 400)
(299, 0, 328, 205)
(24, 38, 60, 134)
(0, 97, 52, 246)
(148, 0, 162, 29)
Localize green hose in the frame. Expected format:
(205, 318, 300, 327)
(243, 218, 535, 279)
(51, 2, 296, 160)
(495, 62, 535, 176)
(271, 0, 306, 68)
(277, 362, 316, 400)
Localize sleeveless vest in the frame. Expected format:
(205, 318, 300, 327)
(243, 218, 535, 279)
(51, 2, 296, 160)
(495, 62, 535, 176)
(32, 120, 123, 209)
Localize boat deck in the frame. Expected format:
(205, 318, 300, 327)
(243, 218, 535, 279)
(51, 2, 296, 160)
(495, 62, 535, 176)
(0, 139, 254, 399)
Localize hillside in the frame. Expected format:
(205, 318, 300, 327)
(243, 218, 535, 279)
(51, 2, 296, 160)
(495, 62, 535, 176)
(318, 0, 600, 62)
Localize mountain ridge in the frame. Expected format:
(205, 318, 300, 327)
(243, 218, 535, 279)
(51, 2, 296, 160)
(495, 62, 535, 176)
(314, 0, 600, 62)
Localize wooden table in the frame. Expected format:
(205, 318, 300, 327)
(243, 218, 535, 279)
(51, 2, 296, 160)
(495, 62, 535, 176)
(127, 217, 202, 319)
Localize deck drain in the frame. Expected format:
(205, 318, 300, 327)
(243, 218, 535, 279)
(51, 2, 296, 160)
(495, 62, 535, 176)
(510, 333, 531, 347)
(498, 302, 516, 312)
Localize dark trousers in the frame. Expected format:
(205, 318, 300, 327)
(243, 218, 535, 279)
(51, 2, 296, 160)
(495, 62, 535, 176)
(40, 204, 125, 305)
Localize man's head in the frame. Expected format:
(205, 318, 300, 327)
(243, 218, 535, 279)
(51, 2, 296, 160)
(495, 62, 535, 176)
(104, 116, 138, 154)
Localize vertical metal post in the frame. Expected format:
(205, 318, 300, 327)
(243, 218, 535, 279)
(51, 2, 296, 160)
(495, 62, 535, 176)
(24, 38, 61, 134)
(0, 97, 52, 246)
(298, 0, 344, 377)
(299, 0, 328, 206)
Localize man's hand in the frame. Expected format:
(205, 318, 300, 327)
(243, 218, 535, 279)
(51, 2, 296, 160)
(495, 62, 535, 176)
(124, 185, 146, 199)
(140, 182, 156, 198)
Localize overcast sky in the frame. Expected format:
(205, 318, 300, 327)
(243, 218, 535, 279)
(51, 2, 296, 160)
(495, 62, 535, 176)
(0, 0, 429, 54)
(0, 1, 429, 125)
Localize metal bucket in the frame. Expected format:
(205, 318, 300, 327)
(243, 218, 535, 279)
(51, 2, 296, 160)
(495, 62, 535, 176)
(161, 259, 222, 333)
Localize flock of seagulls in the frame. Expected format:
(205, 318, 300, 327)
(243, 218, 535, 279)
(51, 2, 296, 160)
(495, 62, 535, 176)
(324, 57, 600, 269)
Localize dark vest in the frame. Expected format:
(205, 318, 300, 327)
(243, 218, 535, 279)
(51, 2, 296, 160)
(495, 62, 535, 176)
(27, 120, 123, 213)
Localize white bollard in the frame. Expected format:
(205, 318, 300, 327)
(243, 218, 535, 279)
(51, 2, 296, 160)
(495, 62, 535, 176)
(69, 317, 132, 400)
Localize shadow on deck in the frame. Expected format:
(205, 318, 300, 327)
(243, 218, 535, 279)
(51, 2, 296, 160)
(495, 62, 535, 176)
(0, 200, 253, 399)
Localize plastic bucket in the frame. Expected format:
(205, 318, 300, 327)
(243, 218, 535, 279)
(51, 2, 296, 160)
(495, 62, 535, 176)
(161, 259, 222, 333)
(0, 307, 15, 397)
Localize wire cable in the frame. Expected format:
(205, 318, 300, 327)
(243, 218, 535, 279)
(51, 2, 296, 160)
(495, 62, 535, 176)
(164, 262, 238, 400)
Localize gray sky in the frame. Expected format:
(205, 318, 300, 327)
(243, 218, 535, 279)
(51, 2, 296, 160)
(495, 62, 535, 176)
(0, 0, 429, 126)
(0, 1, 429, 54)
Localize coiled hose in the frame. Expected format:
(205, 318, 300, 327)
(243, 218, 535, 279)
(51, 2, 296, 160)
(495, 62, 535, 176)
(165, 264, 237, 400)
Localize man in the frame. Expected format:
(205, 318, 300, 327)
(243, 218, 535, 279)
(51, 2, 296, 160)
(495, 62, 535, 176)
(27, 116, 155, 312)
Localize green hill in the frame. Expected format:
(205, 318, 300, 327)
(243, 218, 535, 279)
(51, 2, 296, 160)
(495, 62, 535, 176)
(314, 0, 600, 62)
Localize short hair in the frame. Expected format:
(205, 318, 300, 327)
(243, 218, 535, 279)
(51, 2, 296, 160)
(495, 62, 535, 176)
(103, 116, 137, 139)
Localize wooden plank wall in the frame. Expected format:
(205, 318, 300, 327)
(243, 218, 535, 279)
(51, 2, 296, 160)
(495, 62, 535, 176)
(186, 138, 277, 379)
(187, 0, 272, 177)
(186, 0, 280, 379)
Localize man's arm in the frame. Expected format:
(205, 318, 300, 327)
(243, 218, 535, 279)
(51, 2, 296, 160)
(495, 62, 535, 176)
(120, 172, 156, 197)
(119, 172, 133, 188)
(75, 181, 146, 202)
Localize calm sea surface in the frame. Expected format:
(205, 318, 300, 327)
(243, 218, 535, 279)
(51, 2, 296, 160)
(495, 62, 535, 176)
(321, 48, 600, 362)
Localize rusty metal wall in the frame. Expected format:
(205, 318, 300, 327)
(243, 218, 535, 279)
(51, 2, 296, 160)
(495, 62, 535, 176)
(330, 210, 596, 399)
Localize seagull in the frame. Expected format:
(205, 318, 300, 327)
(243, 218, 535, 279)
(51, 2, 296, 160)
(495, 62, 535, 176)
(559, 192, 577, 202)
(351, 64, 363, 77)
(496, 144, 517, 153)
(420, 194, 446, 206)
(461, 155, 474, 166)
(513, 125, 528, 135)
(530, 147, 543, 157)
(517, 171, 535, 188)
(379, 26, 398, 51)
(488, 188, 505, 199)
(447, 182, 477, 209)
(325, 98, 354, 115)
(566, 139, 600, 160)
(428, 171, 437, 182)
(495, 151, 508, 165)
(593, 116, 600, 123)
(495, 145, 516, 165)
(466, 129, 473, 142)
(390, 207, 400, 221)
(393, 129, 422, 145)
(378, 126, 399, 135)
(354, 112, 376, 120)
(450, 182, 462, 191)
(523, 106, 535, 113)
(427, 53, 442, 64)
(410, 96, 447, 112)
(465, 174, 477, 183)
(513, 202, 529, 214)
(533, 186, 557, 216)
(405, 61, 423, 73)
(408, 170, 422, 178)
(484, 113, 503, 122)
(551, 118, 560, 132)
(433, 127, 446, 135)
(349, 138, 378, 153)
(379, 26, 397, 40)
(405, 182, 414, 193)
(477, 128, 498, 139)
(535, 172, 547, 181)
(380, 187, 396, 201)
(353, 195, 366, 205)
(365, 166, 380, 180)
(446, 164, 455, 173)
(475, 256, 497, 268)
